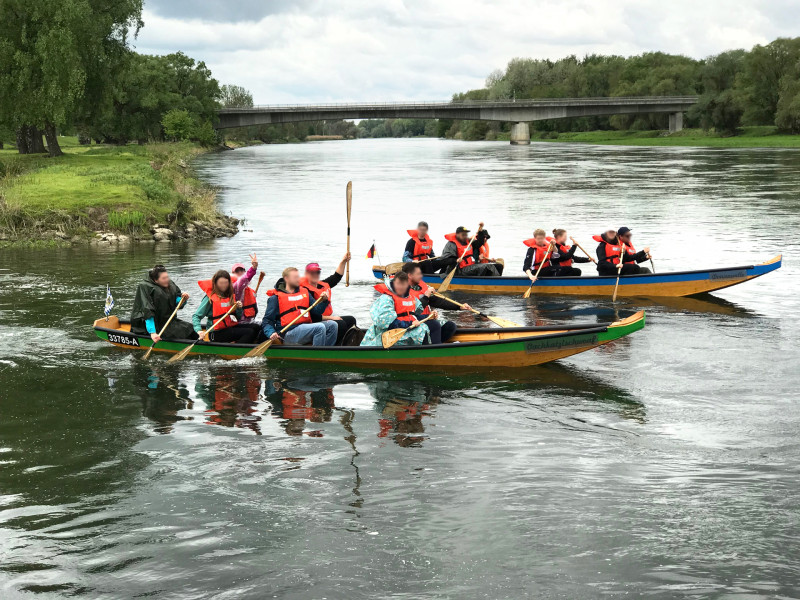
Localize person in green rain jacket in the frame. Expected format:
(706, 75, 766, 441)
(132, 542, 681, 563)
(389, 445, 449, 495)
(130, 265, 197, 342)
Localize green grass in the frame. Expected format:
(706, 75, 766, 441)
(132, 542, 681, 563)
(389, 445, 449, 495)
(0, 138, 220, 238)
(529, 126, 800, 148)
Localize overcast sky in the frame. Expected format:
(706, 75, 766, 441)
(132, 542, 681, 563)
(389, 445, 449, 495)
(135, 0, 800, 104)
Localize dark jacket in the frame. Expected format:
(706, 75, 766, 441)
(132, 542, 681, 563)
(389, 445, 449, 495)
(130, 277, 194, 339)
(260, 278, 330, 338)
(596, 233, 647, 269)
(550, 243, 591, 267)
(403, 238, 436, 263)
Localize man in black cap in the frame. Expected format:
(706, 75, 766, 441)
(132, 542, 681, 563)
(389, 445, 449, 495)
(594, 227, 651, 276)
(440, 225, 502, 276)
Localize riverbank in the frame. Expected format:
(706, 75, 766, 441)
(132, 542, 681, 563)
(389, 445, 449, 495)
(0, 139, 239, 247)
(518, 126, 800, 148)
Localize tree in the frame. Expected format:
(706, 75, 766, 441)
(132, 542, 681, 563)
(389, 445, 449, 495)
(0, 0, 143, 156)
(162, 109, 195, 141)
(220, 85, 254, 108)
(690, 50, 746, 134)
(736, 38, 800, 125)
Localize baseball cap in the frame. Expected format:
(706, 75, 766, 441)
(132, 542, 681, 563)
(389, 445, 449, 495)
(305, 262, 322, 273)
(231, 262, 246, 272)
(617, 227, 632, 236)
(455, 226, 471, 234)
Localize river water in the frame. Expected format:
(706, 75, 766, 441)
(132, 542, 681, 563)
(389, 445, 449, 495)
(1, 139, 798, 598)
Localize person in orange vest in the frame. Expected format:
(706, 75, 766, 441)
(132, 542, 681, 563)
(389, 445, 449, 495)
(548, 228, 592, 276)
(594, 227, 652, 276)
(441, 226, 502, 276)
(360, 271, 436, 346)
(522, 229, 557, 281)
(230, 253, 259, 324)
(260, 267, 337, 346)
(299, 253, 356, 345)
(403, 221, 438, 274)
(192, 270, 261, 343)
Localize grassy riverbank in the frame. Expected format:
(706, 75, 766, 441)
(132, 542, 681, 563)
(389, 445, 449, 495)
(520, 126, 800, 148)
(0, 138, 237, 246)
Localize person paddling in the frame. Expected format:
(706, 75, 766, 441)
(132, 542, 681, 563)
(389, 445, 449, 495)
(299, 254, 356, 345)
(441, 226, 502, 276)
(193, 270, 261, 343)
(131, 265, 196, 342)
(548, 229, 591, 276)
(402, 262, 472, 344)
(403, 221, 437, 273)
(522, 229, 557, 280)
(594, 227, 651, 276)
(231, 253, 259, 324)
(360, 271, 436, 346)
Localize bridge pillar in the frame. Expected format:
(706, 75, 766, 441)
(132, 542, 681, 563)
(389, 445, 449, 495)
(669, 112, 684, 133)
(510, 122, 530, 145)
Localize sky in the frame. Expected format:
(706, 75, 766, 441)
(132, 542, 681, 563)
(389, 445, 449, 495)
(135, 0, 800, 104)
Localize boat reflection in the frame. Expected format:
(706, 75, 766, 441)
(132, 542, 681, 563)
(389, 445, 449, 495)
(263, 377, 336, 437)
(366, 378, 441, 447)
(197, 371, 264, 434)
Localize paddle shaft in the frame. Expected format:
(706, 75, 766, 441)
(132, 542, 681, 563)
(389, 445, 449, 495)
(612, 243, 624, 301)
(346, 181, 352, 287)
(569, 237, 597, 264)
(433, 292, 484, 317)
(253, 271, 265, 294)
(279, 295, 325, 336)
(524, 242, 555, 298)
(143, 296, 186, 360)
(168, 301, 239, 362)
(439, 223, 483, 292)
(243, 294, 326, 358)
(382, 312, 436, 348)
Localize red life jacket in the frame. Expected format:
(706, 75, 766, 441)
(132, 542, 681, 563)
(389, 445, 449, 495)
(592, 234, 624, 266)
(199, 276, 257, 319)
(408, 279, 432, 315)
(549, 238, 573, 267)
(444, 233, 476, 269)
(300, 276, 332, 317)
(197, 279, 236, 330)
(407, 230, 434, 260)
(478, 242, 491, 263)
(267, 287, 312, 328)
(522, 238, 552, 269)
(374, 282, 417, 324)
(622, 242, 636, 264)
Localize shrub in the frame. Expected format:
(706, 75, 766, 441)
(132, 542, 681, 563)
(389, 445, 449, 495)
(162, 109, 195, 141)
(108, 210, 147, 231)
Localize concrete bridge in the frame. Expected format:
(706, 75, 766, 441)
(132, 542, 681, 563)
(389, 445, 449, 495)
(216, 96, 698, 144)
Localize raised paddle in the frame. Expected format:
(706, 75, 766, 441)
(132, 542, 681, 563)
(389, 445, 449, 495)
(167, 301, 240, 363)
(142, 296, 186, 360)
(345, 181, 352, 287)
(381, 313, 436, 349)
(439, 223, 483, 293)
(253, 271, 265, 294)
(570, 237, 597, 264)
(432, 292, 520, 328)
(243, 295, 326, 358)
(523, 241, 554, 299)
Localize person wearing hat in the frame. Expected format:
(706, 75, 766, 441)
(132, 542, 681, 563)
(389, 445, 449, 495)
(299, 253, 356, 345)
(593, 227, 651, 276)
(231, 253, 259, 324)
(440, 226, 502, 276)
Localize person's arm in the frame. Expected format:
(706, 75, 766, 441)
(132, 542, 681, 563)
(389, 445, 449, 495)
(233, 267, 257, 297)
(522, 247, 534, 274)
(145, 318, 156, 334)
(192, 297, 211, 333)
(633, 249, 649, 264)
(322, 272, 342, 288)
(597, 242, 610, 265)
(370, 295, 400, 329)
(440, 241, 457, 259)
(260, 296, 280, 338)
(402, 239, 415, 262)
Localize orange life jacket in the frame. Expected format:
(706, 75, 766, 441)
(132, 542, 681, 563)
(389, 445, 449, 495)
(197, 279, 236, 330)
(592, 234, 624, 266)
(300, 276, 332, 317)
(622, 242, 636, 264)
(374, 282, 417, 324)
(478, 242, 491, 263)
(267, 287, 312, 328)
(549, 238, 573, 267)
(199, 276, 257, 319)
(444, 233, 476, 269)
(407, 230, 434, 260)
(522, 238, 552, 269)
(408, 279, 432, 316)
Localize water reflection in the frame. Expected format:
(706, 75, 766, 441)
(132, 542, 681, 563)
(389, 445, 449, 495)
(264, 377, 335, 436)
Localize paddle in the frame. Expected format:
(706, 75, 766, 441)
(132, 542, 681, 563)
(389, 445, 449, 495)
(243, 295, 326, 358)
(142, 296, 186, 360)
(649, 255, 656, 273)
(168, 301, 240, 362)
(570, 237, 597, 264)
(253, 271, 265, 294)
(523, 241, 554, 299)
(381, 313, 436, 349)
(612, 239, 625, 302)
(345, 181, 352, 287)
(439, 223, 483, 293)
(432, 292, 520, 328)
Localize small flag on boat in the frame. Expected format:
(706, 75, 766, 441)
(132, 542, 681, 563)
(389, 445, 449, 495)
(366, 243, 376, 259)
(104, 283, 115, 319)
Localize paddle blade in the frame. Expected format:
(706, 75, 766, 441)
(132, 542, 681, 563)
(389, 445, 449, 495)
(381, 328, 407, 349)
(346, 181, 352, 221)
(486, 315, 520, 328)
(142, 346, 154, 360)
(522, 284, 533, 299)
(383, 262, 404, 275)
(244, 338, 273, 358)
(438, 268, 456, 293)
(167, 342, 195, 362)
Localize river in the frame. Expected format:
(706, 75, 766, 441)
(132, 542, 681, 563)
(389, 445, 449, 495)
(0, 138, 798, 598)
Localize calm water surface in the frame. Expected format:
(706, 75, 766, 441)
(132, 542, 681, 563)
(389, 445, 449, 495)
(1, 139, 798, 598)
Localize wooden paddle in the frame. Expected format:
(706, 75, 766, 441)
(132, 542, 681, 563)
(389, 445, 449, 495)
(253, 271, 265, 294)
(432, 292, 520, 328)
(143, 296, 186, 360)
(439, 223, 483, 293)
(345, 181, 352, 287)
(570, 237, 597, 264)
(168, 301, 240, 362)
(612, 240, 625, 302)
(523, 241, 554, 299)
(649, 256, 655, 273)
(381, 313, 436, 349)
(243, 295, 326, 358)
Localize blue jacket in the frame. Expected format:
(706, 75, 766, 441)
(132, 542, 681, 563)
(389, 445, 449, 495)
(260, 278, 329, 338)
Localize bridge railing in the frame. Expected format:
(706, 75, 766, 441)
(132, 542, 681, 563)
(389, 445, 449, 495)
(218, 96, 699, 112)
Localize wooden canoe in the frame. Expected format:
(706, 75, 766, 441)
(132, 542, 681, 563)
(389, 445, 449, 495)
(93, 311, 645, 369)
(372, 255, 781, 298)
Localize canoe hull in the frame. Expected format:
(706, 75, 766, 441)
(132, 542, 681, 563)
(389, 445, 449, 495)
(373, 255, 781, 297)
(93, 312, 645, 369)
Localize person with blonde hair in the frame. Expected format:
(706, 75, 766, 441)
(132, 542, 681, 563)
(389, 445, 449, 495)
(522, 228, 556, 280)
(548, 228, 591, 276)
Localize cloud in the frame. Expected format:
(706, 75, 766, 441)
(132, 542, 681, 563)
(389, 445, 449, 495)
(133, 0, 797, 103)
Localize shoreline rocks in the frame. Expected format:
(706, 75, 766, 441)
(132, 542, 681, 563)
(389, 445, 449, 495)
(84, 215, 241, 245)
